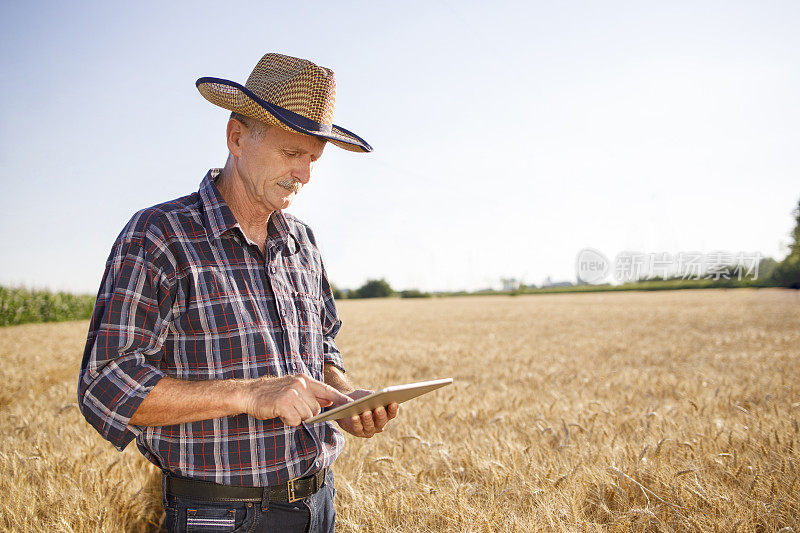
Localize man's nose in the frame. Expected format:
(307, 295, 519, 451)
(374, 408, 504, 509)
(293, 158, 314, 184)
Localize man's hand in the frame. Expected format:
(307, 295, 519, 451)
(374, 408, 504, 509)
(335, 389, 400, 438)
(241, 374, 352, 427)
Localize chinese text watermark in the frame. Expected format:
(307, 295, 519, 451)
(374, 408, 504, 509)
(576, 248, 762, 284)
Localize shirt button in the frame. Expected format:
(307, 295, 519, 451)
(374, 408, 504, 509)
(270, 265, 277, 274)
(281, 308, 286, 317)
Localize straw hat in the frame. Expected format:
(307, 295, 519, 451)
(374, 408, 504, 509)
(196, 53, 372, 152)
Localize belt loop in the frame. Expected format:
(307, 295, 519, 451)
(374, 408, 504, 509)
(261, 486, 269, 512)
(161, 470, 168, 507)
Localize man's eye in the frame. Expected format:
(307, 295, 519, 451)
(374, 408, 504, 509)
(284, 151, 299, 157)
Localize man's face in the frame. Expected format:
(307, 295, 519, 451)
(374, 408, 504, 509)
(234, 124, 326, 212)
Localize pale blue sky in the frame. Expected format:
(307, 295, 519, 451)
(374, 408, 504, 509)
(1, 1, 798, 293)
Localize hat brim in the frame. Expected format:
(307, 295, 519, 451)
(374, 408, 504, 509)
(196, 77, 372, 153)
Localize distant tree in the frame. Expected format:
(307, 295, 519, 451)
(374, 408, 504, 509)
(773, 198, 800, 289)
(756, 257, 779, 285)
(400, 289, 431, 298)
(351, 278, 394, 299)
(330, 284, 346, 300)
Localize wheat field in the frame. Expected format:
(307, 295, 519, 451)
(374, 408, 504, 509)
(1, 289, 799, 532)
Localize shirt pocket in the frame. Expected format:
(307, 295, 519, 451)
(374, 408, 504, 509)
(291, 280, 324, 375)
(171, 265, 261, 379)
(181, 265, 256, 336)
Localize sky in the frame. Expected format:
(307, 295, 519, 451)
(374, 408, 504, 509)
(1, 1, 799, 294)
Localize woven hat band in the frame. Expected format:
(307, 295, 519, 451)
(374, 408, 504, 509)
(197, 78, 333, 134)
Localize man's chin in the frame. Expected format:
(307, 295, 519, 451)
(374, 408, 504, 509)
(277, 195, 295, 210)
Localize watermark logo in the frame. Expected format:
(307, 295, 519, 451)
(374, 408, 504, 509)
(576, 248, 610, 283)
(575, 249, 762, 283)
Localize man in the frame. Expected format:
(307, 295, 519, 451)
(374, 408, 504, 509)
(78, 52, 398, 532)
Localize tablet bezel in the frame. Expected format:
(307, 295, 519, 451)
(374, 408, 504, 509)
(304, 378, 453, 424)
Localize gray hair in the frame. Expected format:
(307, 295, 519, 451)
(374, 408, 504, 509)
(229, 111, 270, 140)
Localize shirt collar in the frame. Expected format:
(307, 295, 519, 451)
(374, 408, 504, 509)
(266, 205, 291, 252)
(199, 169, 238, 241)
(199, 168, 291, 249)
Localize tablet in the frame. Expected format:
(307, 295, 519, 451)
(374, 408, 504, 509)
(304, 378, 453, 424)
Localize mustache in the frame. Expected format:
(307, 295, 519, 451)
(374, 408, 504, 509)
(277, 179, 302, 193)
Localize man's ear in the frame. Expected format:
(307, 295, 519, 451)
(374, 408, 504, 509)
(226, 118, 245, 158)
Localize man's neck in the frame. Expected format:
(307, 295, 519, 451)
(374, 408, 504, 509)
(216, 165, 273, 252)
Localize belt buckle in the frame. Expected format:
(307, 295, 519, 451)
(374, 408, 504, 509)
(287, 478, 300, 503)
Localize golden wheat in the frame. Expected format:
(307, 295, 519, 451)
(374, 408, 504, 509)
(1, 289, 799, 532)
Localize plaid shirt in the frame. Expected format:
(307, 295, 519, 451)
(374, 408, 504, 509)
(78, 168, 346, 486)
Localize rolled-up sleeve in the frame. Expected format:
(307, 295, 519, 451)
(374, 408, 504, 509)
(78, 231, 175, 451)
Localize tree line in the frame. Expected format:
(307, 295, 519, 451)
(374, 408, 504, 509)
(1, 199, 798, 326)
(332, 279, 430, 300)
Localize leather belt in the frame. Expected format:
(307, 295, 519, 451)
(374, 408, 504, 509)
(164, 468, 327, 504)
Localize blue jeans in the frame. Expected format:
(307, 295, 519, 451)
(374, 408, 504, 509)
(163, 471, 336, 532)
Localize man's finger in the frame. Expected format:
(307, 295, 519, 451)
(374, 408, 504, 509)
(387, 402, 399, 419)
(303, 394, 322, 417)
(295, 385, 320, 413)
(280, 404, 303, 427)
(295, 401, 314, 423)
(361, 410, 376, 435)
(348, 414, 364, 435)
(373, 406, 388, 430)
(309, 380, 353, 406)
